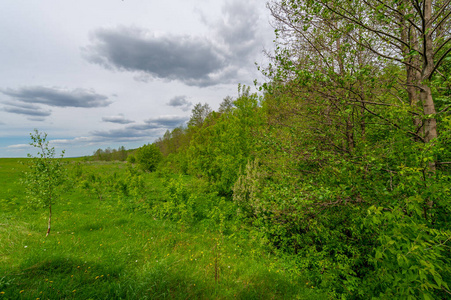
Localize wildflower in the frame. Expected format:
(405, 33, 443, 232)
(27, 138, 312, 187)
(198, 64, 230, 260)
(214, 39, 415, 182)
(95, 276, 99, 279)
(72, 290, 76, 293)
(20, 290, 24, 293)
(0, 292, 5, 295)
(24, 246, 28, 248)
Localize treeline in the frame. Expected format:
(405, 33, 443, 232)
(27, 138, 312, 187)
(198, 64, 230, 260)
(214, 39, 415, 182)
(91, 146, 129, 161)
(151, 1, 451, 298)
(90, 145, 163, 174)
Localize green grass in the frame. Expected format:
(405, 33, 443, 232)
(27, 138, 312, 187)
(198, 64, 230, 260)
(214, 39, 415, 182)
(0, 159, 323, 299)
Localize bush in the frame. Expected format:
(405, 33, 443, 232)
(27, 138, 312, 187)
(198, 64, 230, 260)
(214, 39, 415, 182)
(127, 154, 136, 164)
(135, 144, 162, 172)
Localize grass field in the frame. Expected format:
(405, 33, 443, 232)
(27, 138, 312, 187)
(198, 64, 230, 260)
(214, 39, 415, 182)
(0, 158, 322, 299)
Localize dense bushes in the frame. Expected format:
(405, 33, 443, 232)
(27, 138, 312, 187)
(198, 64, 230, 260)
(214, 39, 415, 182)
(151, 83, 450, 297)
(134, 144, 163, 172)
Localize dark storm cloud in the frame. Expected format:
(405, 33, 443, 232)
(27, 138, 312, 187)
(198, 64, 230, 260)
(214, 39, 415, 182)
(167, 96, 192, 111)
(84, 27, 226, 87)
(2, 86, 111, 108)
(102, 114, 134, 124)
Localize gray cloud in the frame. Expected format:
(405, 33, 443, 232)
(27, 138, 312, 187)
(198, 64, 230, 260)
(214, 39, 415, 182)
(27, 117, 47, 122)
(145, 115, 188, 128)
(92, 115, 188, 140)
(83, 1, 263, 87)
(91, 127, 159, 139)
(197, 0, 263, 79)
(2, 86, 111, 108)
(84, 27, 226, 87)
(167, 95, 192, 111)
(213, 0, 261, 62)
(3, 104, 52, 117)
(102, 114, 134, 124)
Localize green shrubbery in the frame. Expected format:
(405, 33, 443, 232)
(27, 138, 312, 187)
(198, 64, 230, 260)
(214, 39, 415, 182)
(151, 80, 450, 298)
(134, 143, 163, 172)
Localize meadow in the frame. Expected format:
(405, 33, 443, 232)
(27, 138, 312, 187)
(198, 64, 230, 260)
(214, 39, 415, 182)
(0, 158, 322, 299)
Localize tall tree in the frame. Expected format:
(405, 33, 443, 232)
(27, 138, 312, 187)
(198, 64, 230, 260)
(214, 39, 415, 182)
(307, 0, 451, 146)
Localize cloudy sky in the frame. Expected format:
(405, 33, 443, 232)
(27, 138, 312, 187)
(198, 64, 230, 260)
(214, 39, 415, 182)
(0, 0, 273, 157)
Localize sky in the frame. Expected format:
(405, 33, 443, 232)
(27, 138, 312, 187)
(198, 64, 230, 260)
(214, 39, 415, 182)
(0, 0, 274, 157)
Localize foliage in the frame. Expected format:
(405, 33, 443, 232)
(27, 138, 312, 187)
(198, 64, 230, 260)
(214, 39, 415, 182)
(126, 153, 136, 164)
(91, 146, 129, 161)
(135, 143, 163, 172)
(187, 85, 263, 196)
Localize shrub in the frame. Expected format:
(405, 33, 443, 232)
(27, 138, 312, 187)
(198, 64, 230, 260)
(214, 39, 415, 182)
(127, 154, 136, 164)
(135, 144, 162, 172)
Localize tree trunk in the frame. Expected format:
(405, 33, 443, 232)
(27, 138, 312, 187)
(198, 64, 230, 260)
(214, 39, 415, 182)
(421, 85, 438, 142)
(46, 203, 52, 237)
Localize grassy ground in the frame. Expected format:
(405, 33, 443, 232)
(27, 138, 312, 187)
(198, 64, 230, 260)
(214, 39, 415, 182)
(0, 159, 323, 299)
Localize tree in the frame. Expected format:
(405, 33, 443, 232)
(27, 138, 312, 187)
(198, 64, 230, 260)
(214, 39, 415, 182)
(304, 0, 451, 153)
(135, 143, 163, 172)
(187, 103, 212, 128)
(23, 129, 66, 236)
(187, 85, 262, 195)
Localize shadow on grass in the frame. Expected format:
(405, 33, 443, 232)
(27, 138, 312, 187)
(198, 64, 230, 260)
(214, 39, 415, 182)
(1, 255, 323, 300)
(19, 256, 124, 279)
(134, 258, 322, 300)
